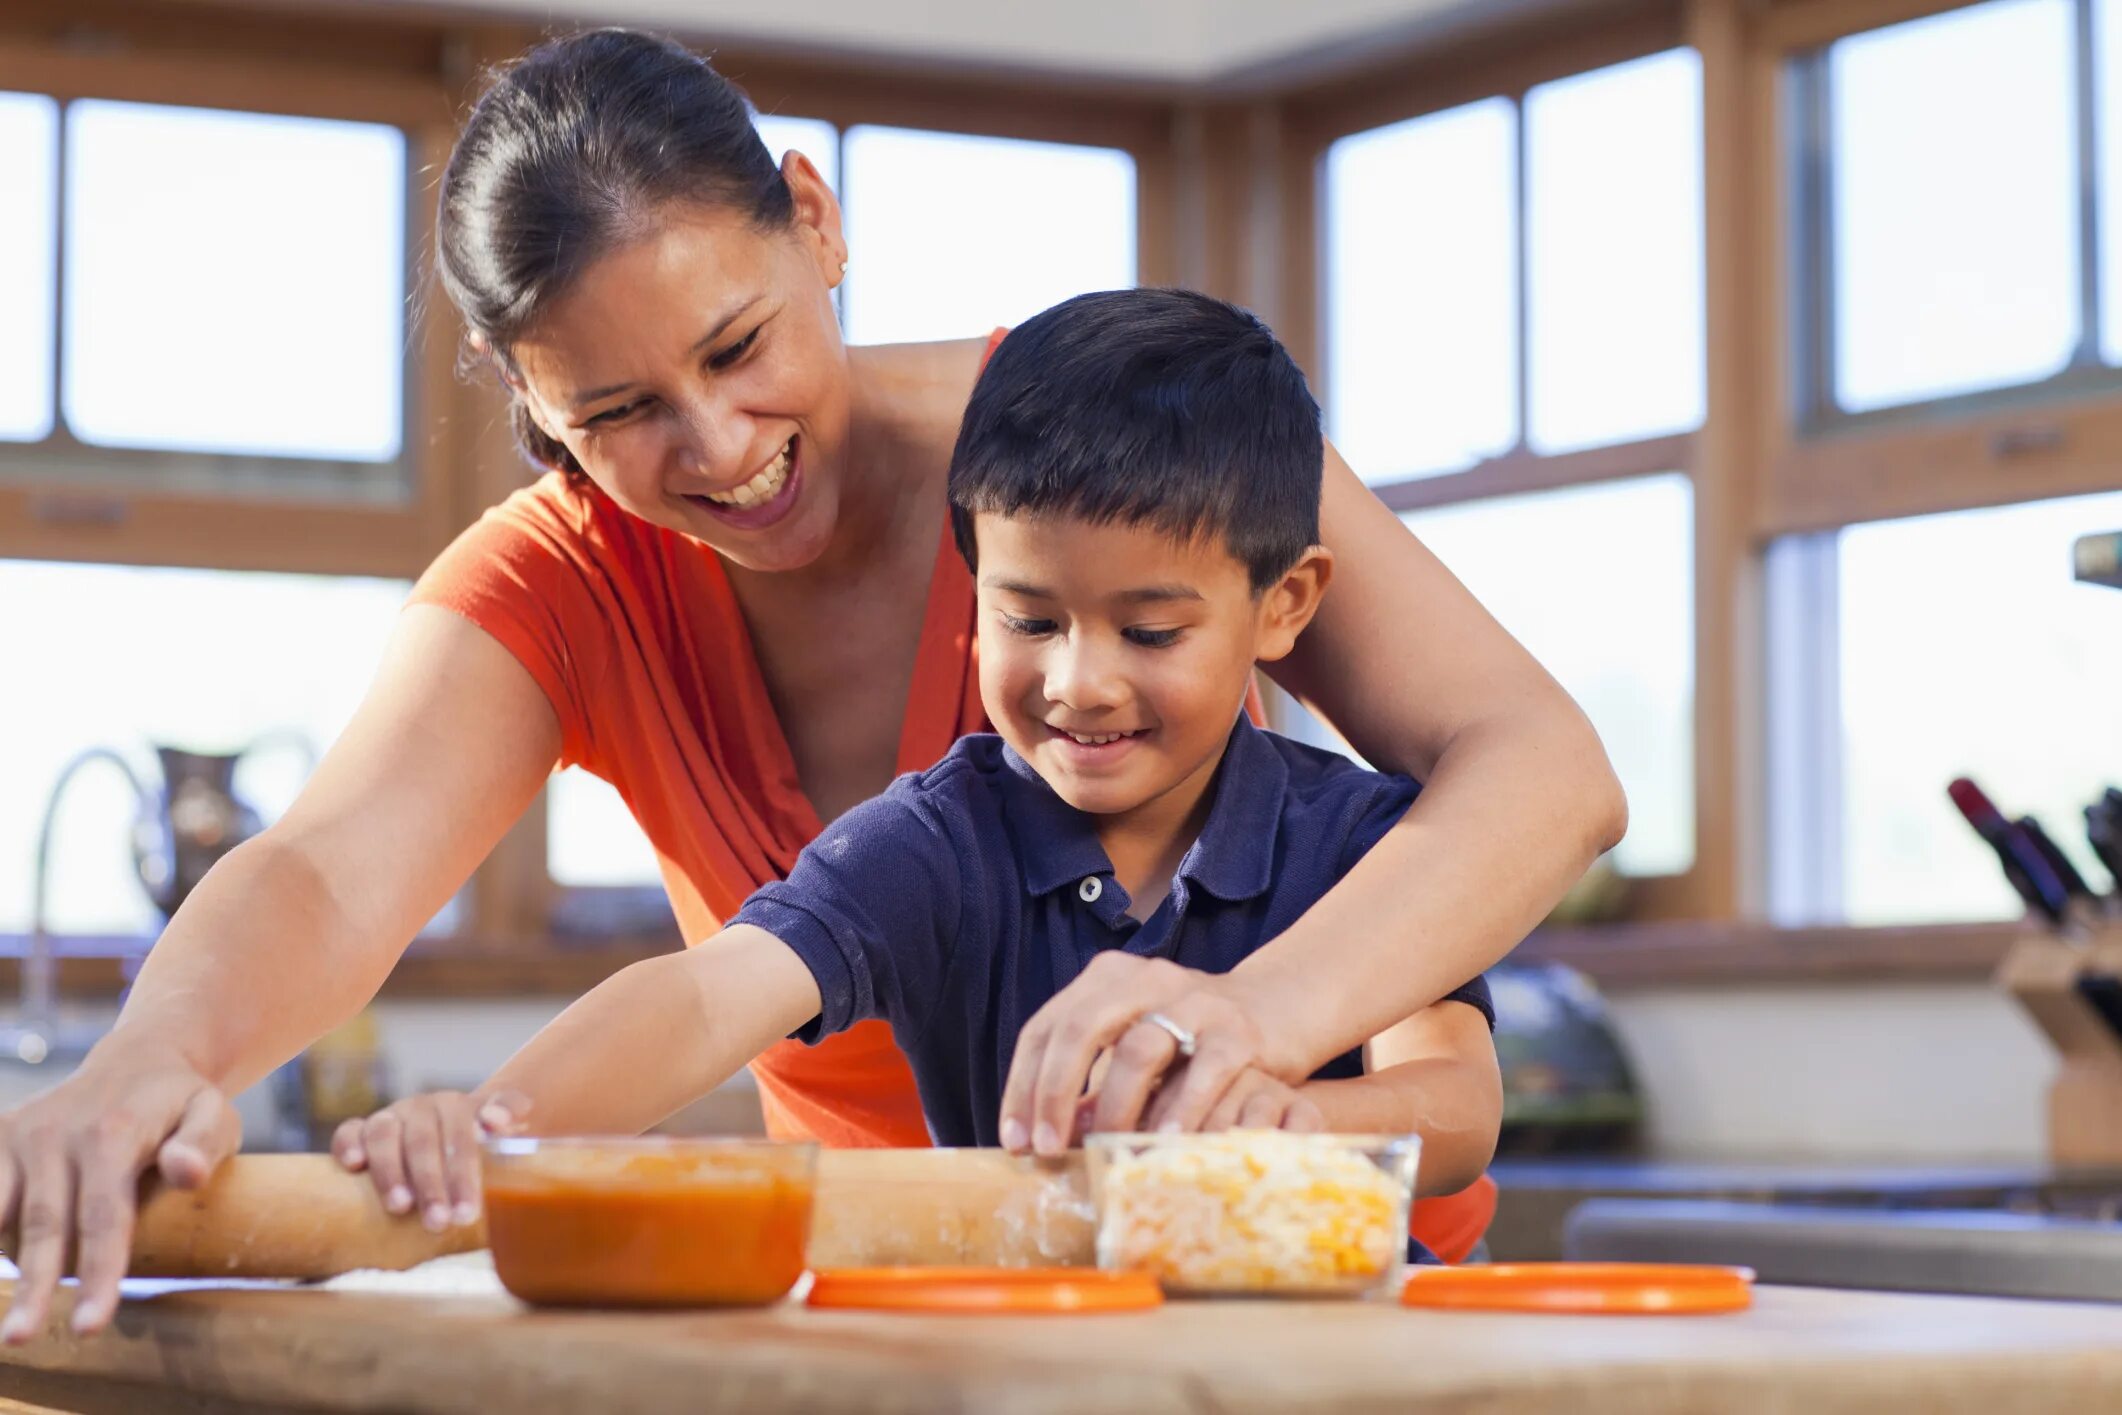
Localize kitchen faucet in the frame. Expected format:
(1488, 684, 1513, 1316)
(0, 747, 145, 1068)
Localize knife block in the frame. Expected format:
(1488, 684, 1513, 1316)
(1997, 922, 2122, 1165)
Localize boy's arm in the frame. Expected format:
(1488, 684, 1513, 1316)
(475, 925, 821, 1138)
(1295, 1001, 1501, 1198)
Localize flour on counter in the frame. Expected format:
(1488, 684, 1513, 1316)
(320, 1251, 505, 1296)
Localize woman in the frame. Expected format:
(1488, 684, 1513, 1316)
(0, 29, 1624, 1342)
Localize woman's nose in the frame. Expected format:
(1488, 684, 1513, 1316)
(673, 389, 753, 477)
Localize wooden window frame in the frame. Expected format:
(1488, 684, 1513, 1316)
(15, 0, 2112, 995)
(1755, 0, 2122, 534)
(1281, 0, 2122, 966)
(1274, 2, 1724, 919)
(0, 7, 567, 992)
(0, 18, 468, 580)
(4, 12, 1191, 990)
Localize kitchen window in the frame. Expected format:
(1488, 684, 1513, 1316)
(0, 92, 58, 444)
(1316, 44, 1703, 884)
(1792, 0, 2120, 429)
(2, 98, 412, 495)
(3, 18, 1166, 984)
(1325, 96, 1517, 483)
(1524, 51, 1705, 455)
(1405, 475, 1696, 879)
(2103, 0, 2122, 364)
(1762, 0, 2122, 931)
(1324, 49, 1702, 486)
(0, 560, 459, 939)
(839, 125, 1137, 345)
(1768, 489, 2122, 927)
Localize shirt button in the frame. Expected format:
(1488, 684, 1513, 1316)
(1078, 877, 1104, 903)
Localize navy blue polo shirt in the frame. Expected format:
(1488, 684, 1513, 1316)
(733, 716, 1494, 1147)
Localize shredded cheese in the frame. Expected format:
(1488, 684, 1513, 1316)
(1093, 1132, 1413, 1295)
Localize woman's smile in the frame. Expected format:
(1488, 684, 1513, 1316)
(681, 435, 804, 530)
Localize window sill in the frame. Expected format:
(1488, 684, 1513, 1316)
(10, 919, 2030, 1001)
(0, 931, 679, 1002)
(1515, 919, 2027, 988)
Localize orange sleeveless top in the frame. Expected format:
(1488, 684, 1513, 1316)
(408, 331, 1496, 1260)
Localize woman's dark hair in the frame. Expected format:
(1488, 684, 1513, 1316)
(950, 288, 1323, 592)
(436, 28, 793, 476)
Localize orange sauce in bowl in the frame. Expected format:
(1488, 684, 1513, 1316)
(482, 1145, 816, 1307)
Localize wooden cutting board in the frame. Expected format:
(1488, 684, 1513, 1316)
(108, 1148, 1091, 1278)
(8, 1276, 2122, 1413)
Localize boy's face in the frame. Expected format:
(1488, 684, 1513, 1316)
(973, 512, 1329, 821)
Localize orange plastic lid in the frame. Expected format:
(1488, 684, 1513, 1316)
(1402, 1263, 1756, 1315)
(807, 1267, 1164, 1314)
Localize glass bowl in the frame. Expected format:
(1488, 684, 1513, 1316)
(480, 1136, 817, 1307)
(1085, 1131, 1420, 1297)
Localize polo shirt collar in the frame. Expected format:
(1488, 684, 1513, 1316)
(1002, 715, 1285, 904)
(1172, 716, 1284, 903)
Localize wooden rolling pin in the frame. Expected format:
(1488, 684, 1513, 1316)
(128, 1154, 485, 1278)
(55, 1148, 1092, 1279)
(807, 1148, 1093, 1269)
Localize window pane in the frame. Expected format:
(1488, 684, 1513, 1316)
(2101, 0, 2121, 364)
(1839, 491, 2122, 924)
(1404, 474, 1695, 875)
(1327, 98, 1517, 483)
(0, 93, 57, 443)
(1828, 0, 2079, 412)
(1, 564, 427, 936)
(754, 114, 837, 193)
(548, 769, 662, 888)
(64, 102, 406, 461)
(840, 127, 1134, 344)
(1526, 50, 1704, 453)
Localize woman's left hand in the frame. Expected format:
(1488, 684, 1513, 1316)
(998, 952, 1287, 1154)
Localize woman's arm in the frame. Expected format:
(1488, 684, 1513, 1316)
(0, 606, 561, 1340)
(1004, 444, 1623, 1151)
(119, 607, 562, 1089)
(1234, 440, 1626, 1074)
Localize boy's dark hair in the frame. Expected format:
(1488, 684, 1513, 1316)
(949, 288, 1323, 592)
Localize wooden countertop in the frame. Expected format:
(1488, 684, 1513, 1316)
(7, 1266, 2122, 1413)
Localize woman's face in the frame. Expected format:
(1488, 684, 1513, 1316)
(508, 156, 853, 573)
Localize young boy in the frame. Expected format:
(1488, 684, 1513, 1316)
(357, 288, 1500, 1219)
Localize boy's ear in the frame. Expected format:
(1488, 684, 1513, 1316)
(1253, 545, 1334, 664)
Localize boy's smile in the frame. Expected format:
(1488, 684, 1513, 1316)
(973, 512, 1327, 863)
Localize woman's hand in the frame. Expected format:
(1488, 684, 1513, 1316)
(0, 1042, 241, 1343)
(998, 953, 1291, 1154)
(331, 1089, 526, 1233)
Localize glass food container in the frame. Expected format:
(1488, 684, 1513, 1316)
(481, 1136, 817, 1307)
(1086, 1131, 1420, 1298)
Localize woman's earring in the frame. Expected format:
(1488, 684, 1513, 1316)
(839, 260, 849, 276)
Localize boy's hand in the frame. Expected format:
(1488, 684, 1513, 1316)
(330, 1089, 527, 1232)
(1150, 1064, 1326, 1134)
